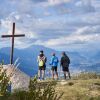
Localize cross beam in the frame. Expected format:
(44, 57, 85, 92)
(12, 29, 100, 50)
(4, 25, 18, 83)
(1, 22, 25, 64)
(2, 34, 25, 38)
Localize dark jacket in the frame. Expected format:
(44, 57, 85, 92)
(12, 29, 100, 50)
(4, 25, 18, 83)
(60, 55, 70, 67)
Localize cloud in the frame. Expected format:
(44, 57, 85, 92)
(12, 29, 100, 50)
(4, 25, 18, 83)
(92, 0, 100, 10)
(75, 25, 100, 35)
(35, 33, 100, 46)
(33, 33, 100, 52)
(48, 0, 71, 5)
(75, 0, 95, 13)
(0, 0, 100, 52)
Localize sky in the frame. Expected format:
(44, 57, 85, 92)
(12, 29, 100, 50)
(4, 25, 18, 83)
(0, 0, 100, 52)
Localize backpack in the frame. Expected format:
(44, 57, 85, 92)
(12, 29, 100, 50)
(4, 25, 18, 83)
(39, 56, 45, 67)
(53, 57, 58, 63)
(64, 56, 70, 64)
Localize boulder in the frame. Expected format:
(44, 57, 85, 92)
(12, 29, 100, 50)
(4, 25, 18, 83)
(3, 64, 30, 91)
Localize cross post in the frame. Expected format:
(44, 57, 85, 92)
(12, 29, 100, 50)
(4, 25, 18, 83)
(1, 22, 25, 64)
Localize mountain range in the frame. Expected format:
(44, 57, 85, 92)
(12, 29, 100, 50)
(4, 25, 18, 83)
(0, 45, 100, 76)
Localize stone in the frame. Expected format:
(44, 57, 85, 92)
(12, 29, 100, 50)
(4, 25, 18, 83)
(3, 64, 30, 91)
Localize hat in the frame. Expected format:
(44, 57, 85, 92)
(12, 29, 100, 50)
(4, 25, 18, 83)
(52, 53, 55, 56)
(40, 50, 43, 54)
(62, 51, 65, 55)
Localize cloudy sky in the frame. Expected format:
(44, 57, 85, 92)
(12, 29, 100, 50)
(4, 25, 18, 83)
(0, 0, 100, 52)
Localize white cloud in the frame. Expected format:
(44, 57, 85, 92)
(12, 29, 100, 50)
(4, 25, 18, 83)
(81, 12, 100, 24)
(37, 34, 99, 46)
(48, 0, 71, 5)
(75, 0, 95, 13)
(0, 0, 100, 51)
(75, 25, 100, 35)
(26, 32, 38, 39)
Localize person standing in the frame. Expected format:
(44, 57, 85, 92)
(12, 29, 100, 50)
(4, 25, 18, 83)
(49, 53, 59, 80)
(60, 52, 71, 79)
(37, 50, 47, 80)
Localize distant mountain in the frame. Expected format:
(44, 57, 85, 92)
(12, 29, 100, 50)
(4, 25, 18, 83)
(91, 52, 100, 63)
(0, 45, 99, 76)
(0, 52, 10, 64)
(79, 50, 100, 63)
(0, 45, 58, 76)
(66, 51, 90, 65)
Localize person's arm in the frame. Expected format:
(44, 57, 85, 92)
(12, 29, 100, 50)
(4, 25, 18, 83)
(49, 57, 53, 65)
(67, 56, 70, 64)
(68, 57, 70, 64)
(37, 56, 39, 63)
(60, 57, 62, 71)
(60, 57, 63, 67)
(57, 57, 59, 63)
(44, 57, 47, 63)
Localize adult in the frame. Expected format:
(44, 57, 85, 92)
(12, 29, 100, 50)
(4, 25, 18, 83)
(49, 53, 59, 80)
(37, 50, 47, 80)
(60, 52, 71, 79)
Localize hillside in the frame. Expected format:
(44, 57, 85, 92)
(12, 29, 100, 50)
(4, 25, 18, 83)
(0, 45, 100, 76)
(56, 79, 100, 100)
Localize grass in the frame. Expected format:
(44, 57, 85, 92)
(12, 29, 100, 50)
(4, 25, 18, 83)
(56, 79, 100, 100)
(0, 77, 63, 100)
(0, 79, 100, 100)
(72, 72, 100, 80)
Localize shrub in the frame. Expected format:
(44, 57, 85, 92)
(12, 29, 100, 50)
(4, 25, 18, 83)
(0, 63, 10, 96)
(1, 76, 63, 100)
(72, 72, 100, 80)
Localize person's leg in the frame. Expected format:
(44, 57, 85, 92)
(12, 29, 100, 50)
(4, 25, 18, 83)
(55, 67, 58, 79)
(63, 67, 66, 80)
(38, 69, 41, 80)
(63, 71, 67, 79)
(67, 71, 71, 79)
(55, 71, 58, 79)
(42, 70, 45, 80)
(51, 67, 54, 79)
(67, 67, 71, 79)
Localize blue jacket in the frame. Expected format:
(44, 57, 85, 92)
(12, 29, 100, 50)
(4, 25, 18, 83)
(49, 56, 59, 67)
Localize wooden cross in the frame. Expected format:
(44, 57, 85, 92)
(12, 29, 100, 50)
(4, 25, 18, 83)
(1, 22, 25, 64)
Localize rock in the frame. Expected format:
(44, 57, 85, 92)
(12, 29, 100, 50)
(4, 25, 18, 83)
(3, 64, 30, 91)
(59, 80, 68, 85)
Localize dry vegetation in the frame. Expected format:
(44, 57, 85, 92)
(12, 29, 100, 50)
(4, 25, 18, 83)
(56, 73, 100, 100)
(0, 62, 100, 100)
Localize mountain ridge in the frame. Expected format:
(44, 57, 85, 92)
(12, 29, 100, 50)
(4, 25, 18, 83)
(0, 45, 100, 76)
